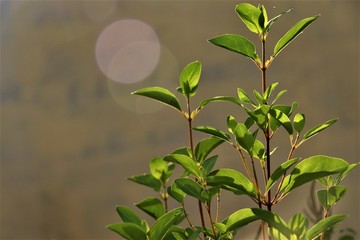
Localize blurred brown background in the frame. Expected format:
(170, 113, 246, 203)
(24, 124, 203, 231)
(1, 1, 359, 239)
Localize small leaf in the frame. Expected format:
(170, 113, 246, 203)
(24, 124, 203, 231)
(207, 168, 257, 198)
(195, 137, 224, 163)
(281, 155, 349, 195)
(107, 222, 147, 240)
(150, 157, 169, 181)
(208, 34, 259, 61)
(179, 61, 202, 97)
(193, 126, 231, 142)
(202, 155, 218, 175)
(266, 158, 299, 191)
(336, 163, 359, 184)
(201, 187, 220, 202)
(264, 82, 279, 101)
(235, 3, 264, 34)
(288, 213, 308, 238)
(136, 197, 165, 220)
(305, 215, 347, 240)
(175, 178, 204, 201)
(171, 154, 203, 178)
(251, 139, 265, 160)
(328, 186, 348, 206)
(270, 108, 293, 134)
(238, 88, 255, 105)
(273, 15, 319, 57)
(168, 181, 185, 203)
(198, 96, 243, 110)
(246, 105, 270, 131)
(128, 174, 162, 192)
(253, 90, 264, 104)
(264, 8, 292, 37)
(252, 209, 291, 238)
(149, 207, 184, 240)
(115, 205, 144, 227)
(303, 119, 337, 141)
(294, 113, 306, 133)
(132, 86, 182, 112)
(272, 90, 287, 104)
(233, 122, 255, 154)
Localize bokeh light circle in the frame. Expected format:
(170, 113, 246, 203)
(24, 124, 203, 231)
(96, 19, 160, 84)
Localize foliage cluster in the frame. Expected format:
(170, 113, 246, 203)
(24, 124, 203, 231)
(107, 3, 358, 240)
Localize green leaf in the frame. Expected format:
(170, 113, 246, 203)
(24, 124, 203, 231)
(251, 139, 265, 160)
(303, 119, 337, 141)
(235, 3, 264, 34)
(175, 178, 204, 202)
(208, 34, 259, 61)
(233, 122, 255, 154)
(273, 15, 319, 57)
(238, 88, 255, 105)
(132, 86, 182, 112)
(246, 105, 270, 131)
(128, 174, 162, 192)
(224, 208, 258, 231)
(264, 82, 279, 101)
(168, 181, 185, 203)
(207, 168, 257, 198)
(115, 206, 144, 228)
(149, 207, 184, 240)
(150, 157, 169, 181)
(317, 186, 348, 209)
(179, 61, 202, 97)
(305, 215, 347, 240)
(281, 155, 349, 195)
(195, 137, 224, 163)
(201, 187, 220, 202)
(294, 113, 306, 133)
(171, 154, 203, 178)
(253, 90, 265, 104)
(288, 213, 308, 238)
(226, 115, 238, 134)
(107, 222, 148, 240)
(263, 8, 292, 37)
(336, 163, 359, 184)
(270, 108, 293, 134)
(136, 197, 165, 220)
(252, 209, 291, 238)
(266, 158, 299, 191)
(272, 90, 287, 104)
(202, 155, 218, 175)
(198, 96, 243, 110)
(193, 126, 231, 142)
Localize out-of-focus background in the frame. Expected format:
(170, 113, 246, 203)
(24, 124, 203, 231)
(1, 1, 359, 239)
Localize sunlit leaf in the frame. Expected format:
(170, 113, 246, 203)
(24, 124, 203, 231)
(273, 15, 319, 57)
(107, 222, 147, 240)
(171, 154, 203, 178)
(294, 113, 306, 133)
(305, 215, 347, 240)
(115, 206, 144, 227)
(235, 3, 264, 34)
(132, 87, 182, 112)
(128, 174, 162, 192)
(179, 61, 202, 97)
(303, 119, 337, 141)
(288, 213, 308, 238)
(193, 125, 231, 142)
(175, 178, 204, 202)
(224, 208, 258, 231)
(270, 108, 293, 134)
(238, 88, 255, 105)
(136, 197, 165, 220)
(252, 209, 291, 238)
(266, 158, 299, 191)
(336, 163, 359, 184)
(264, 8, 292, 37)
(208, 34, 259, 61)
(150, 157, 169, 181)
(233, 122, 255, 153)
(149, 207, 184, 240)
(264, 82, 279, 101)
(198, 96, 243, 110)
(168, 181, 185, 203)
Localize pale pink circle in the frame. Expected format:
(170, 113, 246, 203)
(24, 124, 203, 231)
(95, 19, 160, 83)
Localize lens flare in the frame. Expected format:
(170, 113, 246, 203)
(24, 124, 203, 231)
(95, 19, 160, 84)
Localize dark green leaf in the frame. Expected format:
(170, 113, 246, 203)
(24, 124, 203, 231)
(179, 61, 202, 97)
(336, 163, 359, 184)
(303, 119, 337, 141)
(246, 105, 270, 130)
(208, 34, 259, 61)
(168, 181, 185, 203)
(175, 178, 204, 202)
(107, 222, 147, 240)
(202, 155, 218, 175)
(115, 206, 144, 228)
(266, 158, 299, 191)
(281, 155, 349, 195)
(132, 87, 182, 112)
(193, 126, 231, 142)
(136, 197, 165, 220)
(149, 207, 184, 240)
(224, 208, 258, 231)
(305, 215, 347, 240)
(201, 187, 220, 202)
(294, 113, 306, 133)
(171, 154, 203, 178)
(195, 137, 224, 163)
(128, 174, 162, 192)
(273, 15, 319, 57)
(207, 168, 257, 198)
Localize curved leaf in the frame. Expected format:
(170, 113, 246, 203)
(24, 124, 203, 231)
(266, 158, 299, 191)
(168, 181, 185, 203)
(195, 137, 225, 163)
(273, 15, 319, 57)
(115, 206, 143, 226)
(128, 174, 162, 192)
(208, 34, 259, 61)
(224, 208, 258, 231)
(198, 96, 242, 110)
(235, 3, 264, 34)
(252, 209, 291, 238)
(294, 113, 306, 133)
(264, 8, 292, 36)
(270, 108, 293, 134)
(107, 222, 148, 240)
(281, 155, 349, 195)
(305, 215, 347, 240)
(303, 118, 337, 141)
(193, 125, 231, 142)
(179, 61, 202, 97)
(237, 88, 255, 105)
(174, 178, 204, 202)
(136, 197, 165, 220)
(150, 157, 169, 181)
(171, 154, 203, 178)
(132, 87, 182, 112)
(149, 207, 184, 240)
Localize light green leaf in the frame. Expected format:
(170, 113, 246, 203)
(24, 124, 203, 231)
(175, 178, 204, 202)
(224, 208, 258, 231)
(266, 158, 299, 191)
(207, 168, 257, 198)
(195, 137, 224, 163)
(198, 96, 243, 110)
(264, 82, 279, 101)
(136, 197, 165, 220)
(336, 163, 359, 184)
(149, 207, 184, 240)
(272, 90, 287, 104)
(246, 105, 270, 131)
(233, 122, 255, 153)
(252, 209, 291, 238)
(288, 213, 309, 239)
(179, 61, 202, 97)
(132, 87, 182, 112)
(305, 215, 347, 240)
(281, 155, 349, 195)
(150, 157, 169, 181)
(294, 113, 306, 133)
(270, 108, 293, 135)
(235, 3, 264, 34)
(264, 8, 292, 37)
(128, 174, 162, 192)
(238, 88, 255, 105)
(303, 119, 337, 141)
(273, 15, 319, 57)
(168, 181, 185, 203)
(317, 186, 348, 209)
(252, 139, 265, 160)
(201, 187, 220, 202)
(107, 222, 148, 240)
(208, 34, 259, 61)
(171, 154, 203, 178)
(253, 90, 265, 104)
(193, 126, 231, 142)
